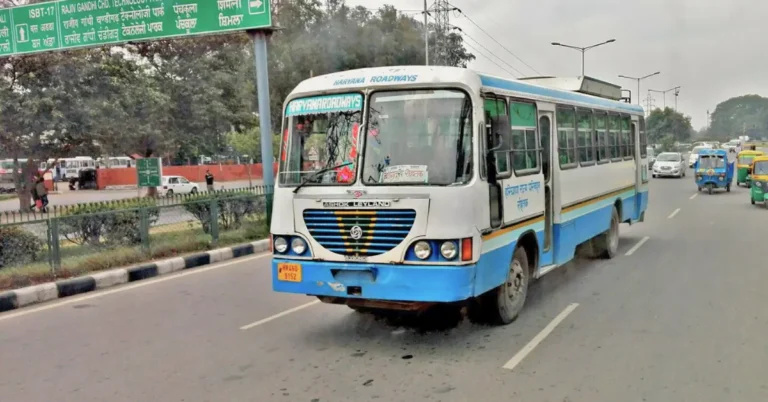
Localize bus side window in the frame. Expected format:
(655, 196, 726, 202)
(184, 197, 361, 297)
(484, 97, 511, 179)
(556, 107, 577, 169)
(510, 101, 539, 175)
(577, 109, 595, 166)
(609, 115, 622, 161)
(596, 112, 609, 163)
(621, 116, 633, 160)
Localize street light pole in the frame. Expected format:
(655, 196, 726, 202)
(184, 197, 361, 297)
(551, 39, 616, 77)
(648, 86, 681, 110)
(619, 71, 661, 105)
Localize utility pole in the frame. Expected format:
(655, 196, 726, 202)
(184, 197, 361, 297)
(423, 0, 429, 65)
(619, 71, 661, 105)
(551, 39, 616, 77)
(648, 86, 681, 111)
(431, 0, 456, 65)
(644, 92, 656, 116)
(674, 87, 680, 111)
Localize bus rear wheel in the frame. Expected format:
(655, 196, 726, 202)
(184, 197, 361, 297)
(592, 207, 620, 259)
(468, 247, 529, 325)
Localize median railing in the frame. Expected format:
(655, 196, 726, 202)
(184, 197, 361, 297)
(0, 188, 272, 290)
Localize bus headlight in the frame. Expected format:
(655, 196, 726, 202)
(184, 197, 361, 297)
(274, 236, 288, 253)
(414, 241, 432, 260)
(440, 241, 458, 260)
(291, 238, 307, 255)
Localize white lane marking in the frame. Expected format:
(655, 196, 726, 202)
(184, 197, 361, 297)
(689, 193, 698, 200)
(0, 253, 270, 323)
(625, 236, 650, 256)
(667, 208, 681, 219)
(240, 300, 321, 330)
(502, 303, 579, 371)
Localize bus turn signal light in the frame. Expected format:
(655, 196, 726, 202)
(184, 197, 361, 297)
(461, 238, 473, 261)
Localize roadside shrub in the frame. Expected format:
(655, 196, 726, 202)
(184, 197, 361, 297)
(59, 199, 159, 246)
(182, 191, 265, 234)
(0, 226, 43, 269)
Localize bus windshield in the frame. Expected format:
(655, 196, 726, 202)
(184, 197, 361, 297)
(699, 155, 725, 169)
(279, 93, 364, 186)
(362, 89, 472, 185)
(754, 161, 768, 175)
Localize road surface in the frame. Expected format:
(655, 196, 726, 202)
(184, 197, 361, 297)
(1, 177, 767, 401)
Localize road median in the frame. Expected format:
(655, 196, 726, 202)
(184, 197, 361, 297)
(0, 239, 270, 313)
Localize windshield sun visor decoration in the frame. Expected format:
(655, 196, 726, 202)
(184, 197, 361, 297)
(286, 94, 363, 116)
(280, 93, 364, 188)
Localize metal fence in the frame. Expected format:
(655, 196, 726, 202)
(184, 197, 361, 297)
(0, 189, 271, 280)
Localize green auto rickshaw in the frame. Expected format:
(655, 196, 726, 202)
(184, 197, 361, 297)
(750, 156, 768, 207)
(737, 150, 765, 187)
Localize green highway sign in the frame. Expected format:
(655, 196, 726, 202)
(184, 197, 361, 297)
(0, 0, 272, 57)
(136, 157, 162, 188)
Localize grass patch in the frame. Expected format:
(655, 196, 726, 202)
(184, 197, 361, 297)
(0, 219, 269, 291)
(0, 194, 17, 201)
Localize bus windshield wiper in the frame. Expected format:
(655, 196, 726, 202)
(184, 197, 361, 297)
(293, 162, 354, 194)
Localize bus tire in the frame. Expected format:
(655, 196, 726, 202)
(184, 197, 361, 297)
(470, 247, 529, 325)
(593, 207, 620, 259)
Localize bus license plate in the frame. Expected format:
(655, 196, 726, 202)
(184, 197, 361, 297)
(277, 263, 302, 282)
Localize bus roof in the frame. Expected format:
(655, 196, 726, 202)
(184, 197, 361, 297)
(288, 66, 645, 115)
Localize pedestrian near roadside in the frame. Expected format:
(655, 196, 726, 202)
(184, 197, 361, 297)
(205, 170, 215, 192)
(29, 179, 39, 211)
(35, 176, 49, 213)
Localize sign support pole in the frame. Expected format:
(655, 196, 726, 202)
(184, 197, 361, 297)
(250, 29, 274, 223)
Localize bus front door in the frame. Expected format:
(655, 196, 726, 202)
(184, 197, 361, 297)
(538, 111, 554, 267)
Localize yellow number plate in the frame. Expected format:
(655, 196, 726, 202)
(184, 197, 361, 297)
(277, 263, 302, 282)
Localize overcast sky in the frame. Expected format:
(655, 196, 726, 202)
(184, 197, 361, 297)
(344, 0, 767, 129)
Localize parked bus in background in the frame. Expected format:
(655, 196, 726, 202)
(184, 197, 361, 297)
(56, 157, 95, 180)
(270, 66, 648, 325)
(97, 156, 133, 169)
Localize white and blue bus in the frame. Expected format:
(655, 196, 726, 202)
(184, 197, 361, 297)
(271, 66, 648, 325)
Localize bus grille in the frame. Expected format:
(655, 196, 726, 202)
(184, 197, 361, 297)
(303, 209, 416, 256)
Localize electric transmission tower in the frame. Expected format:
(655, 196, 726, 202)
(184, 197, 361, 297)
(430, 0, 456, 65)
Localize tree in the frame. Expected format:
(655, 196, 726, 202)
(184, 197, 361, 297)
(646, 107, 694, 144)
(0, 0, 475, 209)
(709, 95, 768, 140)
(266, 1, 475, 129)
(227, 124, 281, 163)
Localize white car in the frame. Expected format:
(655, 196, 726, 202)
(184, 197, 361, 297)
(653, 152, 687, 178)
(158, 175, 199, 197)
(689, 145, 712, 167)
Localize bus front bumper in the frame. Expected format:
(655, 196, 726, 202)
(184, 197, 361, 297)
(272, 258, 475, 303)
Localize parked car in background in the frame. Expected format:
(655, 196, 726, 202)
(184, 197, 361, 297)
(653, 152, 687, 178)
(158, 176, 199, 197)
